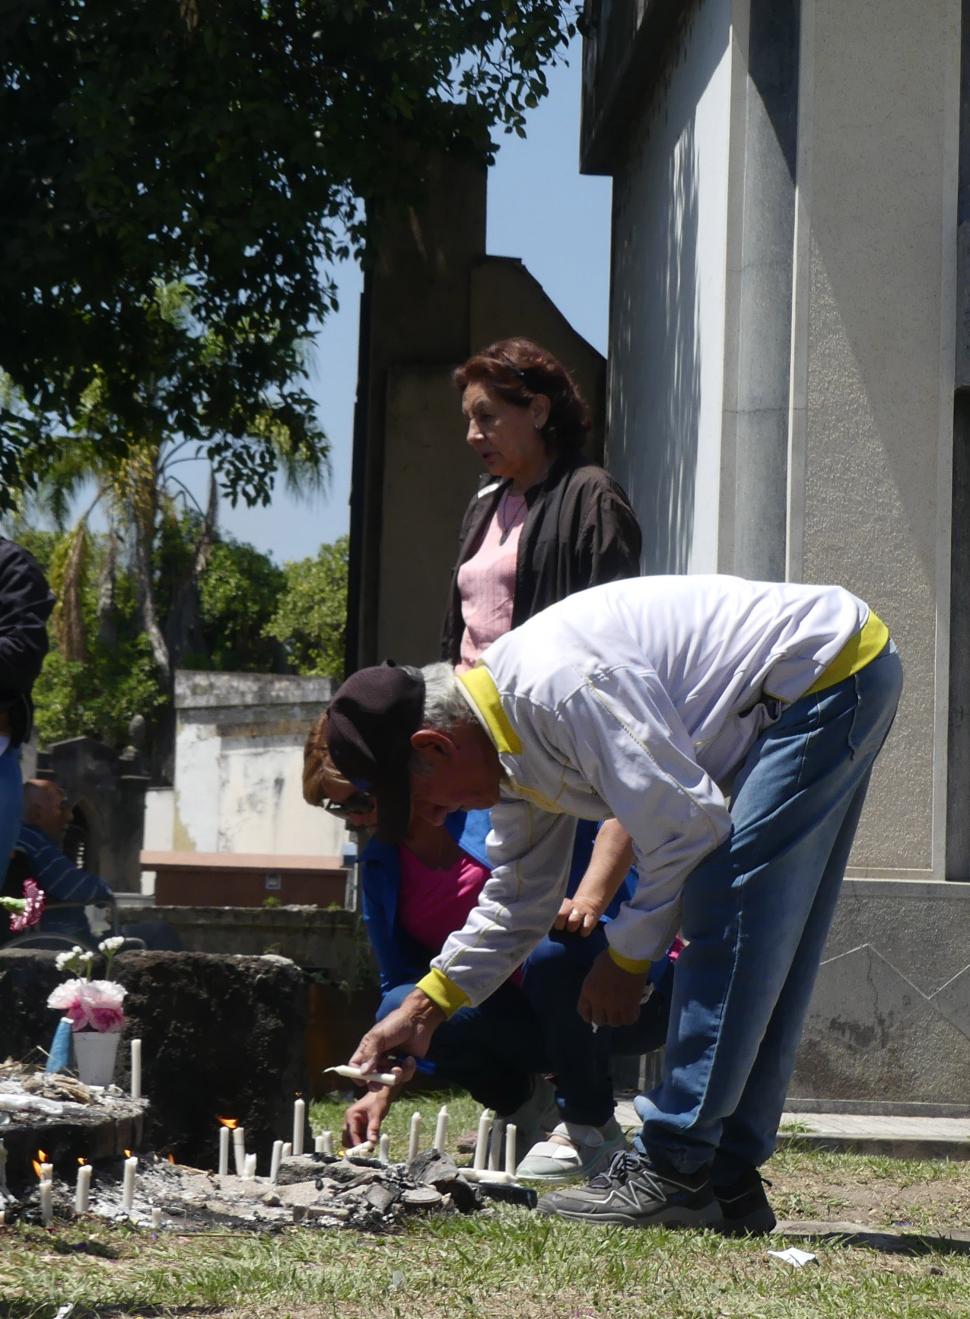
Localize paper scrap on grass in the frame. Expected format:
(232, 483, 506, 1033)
(767, 1246, 817, 1268)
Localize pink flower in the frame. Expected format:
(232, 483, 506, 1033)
(8, 878, 45, 932)
(4, 877, 46, 932)
(48, 978, 126, 1033)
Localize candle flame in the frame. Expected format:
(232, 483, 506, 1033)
(78, 1157, 87, 1167)
(32, 1150, 48, 1180)
(124, 1149, 132, 1159)
(217, 1116, 238, 1130)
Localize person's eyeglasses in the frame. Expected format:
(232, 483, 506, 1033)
(319, 792, 374, 820)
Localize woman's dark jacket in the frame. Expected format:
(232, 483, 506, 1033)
(441, 455, 643, 663)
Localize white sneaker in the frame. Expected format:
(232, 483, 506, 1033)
(515, 1117, 628, 1183)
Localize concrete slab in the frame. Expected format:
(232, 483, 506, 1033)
(614, 1100, 970, 1160)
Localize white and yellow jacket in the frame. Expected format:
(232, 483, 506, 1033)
(418, 574, 887, 1015)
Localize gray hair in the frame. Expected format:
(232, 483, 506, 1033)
(417, 661, 472, 731)
(404, 662, 473, 777)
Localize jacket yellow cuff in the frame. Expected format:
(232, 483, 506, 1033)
(416, 968, 470, 1018)
(608, 947, 652, 975)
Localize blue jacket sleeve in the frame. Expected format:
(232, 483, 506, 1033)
(19, 826, 113, 905)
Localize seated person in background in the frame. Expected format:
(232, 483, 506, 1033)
(304, 719, 673, 1182)
(19, 778, 111, 943)
(18, 778, 182, 950)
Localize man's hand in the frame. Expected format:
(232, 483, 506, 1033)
(553, 894, 602, 936)
(578, 948, 649, 1027)
(349, 988, 445, 1080)
(343, 1086, 393, 1148)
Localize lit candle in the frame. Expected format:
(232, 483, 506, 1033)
(488, 1117, 505, 1172)
(292, 1097, 306, 1157)
(39, 1178, 53, 1225)
(243, 1152, 257, 1180)
(218, 1126, 230, 1177)
(150, 1206, 162, 1229)
(130, 1038, 142, 1101)
(433, 1104, 449, 1153)
(407, 1111, 421, 1163)
(75, 1160, 92, 1214)
(40, 1161, 53, 1182)
(233, 1126, 245, 1177)
(122, 1154, 137, 1213)
(473, 1109, 492, 1171)
(379, 1133, 390, 1164)
(270, 1140, 284, 1183)
(505, 1122, 517, 1176)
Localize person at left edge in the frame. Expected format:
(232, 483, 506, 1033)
(0, 537, 54, 886)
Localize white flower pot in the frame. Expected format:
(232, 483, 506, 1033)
(73, 1029, 121, 1087)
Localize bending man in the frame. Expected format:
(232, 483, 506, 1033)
(327, 574, 902, 1233)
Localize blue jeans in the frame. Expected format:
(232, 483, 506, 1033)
(635, 645, 903, 1177)
(0, 747, 22, 891)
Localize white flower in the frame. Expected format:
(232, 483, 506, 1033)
(98, 936, 125, 954)
(54, 951, 75, 972)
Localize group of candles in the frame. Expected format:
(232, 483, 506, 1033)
(28, 1146, 161, 1226)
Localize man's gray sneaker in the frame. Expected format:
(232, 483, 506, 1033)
(537, 1151, 723, 1229)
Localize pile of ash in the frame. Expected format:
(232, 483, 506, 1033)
(4, 1148, 536, 1234)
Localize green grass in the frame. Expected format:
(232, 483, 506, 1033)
(1, 1092, 968, 1319)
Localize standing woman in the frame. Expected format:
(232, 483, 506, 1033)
(443, 337, 642, 670)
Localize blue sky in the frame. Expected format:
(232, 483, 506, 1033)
(212, 30, 613, 564)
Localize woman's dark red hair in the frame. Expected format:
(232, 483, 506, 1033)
(454, 337, 591, 454)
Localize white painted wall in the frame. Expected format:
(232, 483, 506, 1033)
(607, 0, 732, 573)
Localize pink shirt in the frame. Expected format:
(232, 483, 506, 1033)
(398, 847, 490, 957)
(456, 489, 527, 670)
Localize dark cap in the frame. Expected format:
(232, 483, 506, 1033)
(325, 662, 425, 843)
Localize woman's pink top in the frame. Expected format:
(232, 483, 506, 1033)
(398, 846, 490, 957)
(456, 489, 527, 670)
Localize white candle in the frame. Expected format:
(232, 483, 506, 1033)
(130, 1039, 142, 1101)
(379, 1133, 390, 1163)
(321, 1130, 332, 1156)
(407, 1111, 421, 1163)
(39, 1178, 53, 1225)
(330, 1063, 398, 1086)
(433, 1104, 449, 1153)
(0, 1138, 7, 1191)
(40, 1161, 53, 1182)
(314, 1133, 326, 1154)
(243, 1152, 257, 1180)
(150, 1206, 162, 1229)
(505, 1122, 517, 1175)
(459, 1166, 515, 1185)
(122, 1155, 137, 1213)
(488, 1118, 505, 1172)
(473, 1109, 492, 1171)
(218, 1126, 230, 1177)
(269, 1140, 284, 1183)
(75, 1162, 92, 1214)
(292, 1098, 306, 1157)
(281, 1142, 292, 1158)
(232, 1127, 245, 1177)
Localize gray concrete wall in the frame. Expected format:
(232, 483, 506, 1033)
(788, 0, 960, 872)
(605, 0, 733, 573)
